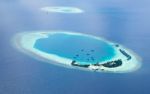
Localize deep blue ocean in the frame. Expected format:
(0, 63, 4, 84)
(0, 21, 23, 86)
(0, 0, 150, 94)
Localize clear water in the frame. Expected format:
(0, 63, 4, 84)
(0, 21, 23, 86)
(34, 33, 115, 64)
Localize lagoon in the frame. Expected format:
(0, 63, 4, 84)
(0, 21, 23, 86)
(34, 33, 116, 65)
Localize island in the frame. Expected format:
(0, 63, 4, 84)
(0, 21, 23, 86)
(119, 49, 132, 60)
(40, 6, 84, 14)
(12, 31, 141, 73)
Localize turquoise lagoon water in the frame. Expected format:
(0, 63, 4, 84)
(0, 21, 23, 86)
(34, 33, 116, 65)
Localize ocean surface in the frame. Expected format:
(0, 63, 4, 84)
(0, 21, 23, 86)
(34, 33, 115, 64)
(0, 0, 150, 94)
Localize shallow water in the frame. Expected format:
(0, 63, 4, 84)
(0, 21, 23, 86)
(34, 33, 115, 64)
(0, 0, 150, 94)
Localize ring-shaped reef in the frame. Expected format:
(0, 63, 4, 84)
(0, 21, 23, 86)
(12, 31, 141, 73)
(40, 6, 84, 13)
